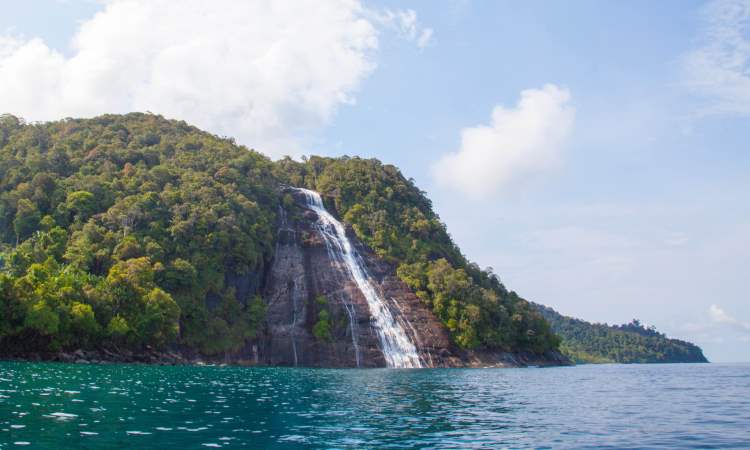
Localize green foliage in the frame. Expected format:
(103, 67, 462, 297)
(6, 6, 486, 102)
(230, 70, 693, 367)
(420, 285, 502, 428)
(107, 315, 130, 340)
(139, 288, 180, 347)
(0, 114, 278, 355)
(0, 113, 582, 359)
(25, 301, 59, 336)
(536, 305, 708, 363)
(13, 199, 40, 242)
(70, 302, 100, 342)
(312, 295, 333, 342)
(276, 156, 560, 354)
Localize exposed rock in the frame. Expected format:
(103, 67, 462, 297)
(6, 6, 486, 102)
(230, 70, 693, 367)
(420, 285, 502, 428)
(262, 200, 385, 367)
(1, 189, 569, 369)
(259, 188, 568, 368)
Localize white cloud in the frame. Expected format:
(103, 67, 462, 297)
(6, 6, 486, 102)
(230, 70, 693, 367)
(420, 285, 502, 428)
(681, 304, 750, 338)
(709, 304, 750, 332)
(417, 29, 434, 49)
(0, 0, 430, 158)
(432, 84, 574, 197)
(375, 9, 433, 48)
(683, 0, 750, 116)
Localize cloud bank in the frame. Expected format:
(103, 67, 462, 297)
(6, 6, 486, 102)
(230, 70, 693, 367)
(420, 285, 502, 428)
(432, 84, 574, 197)
(683, 0, 750, 116)
(0, 0, 430, 157)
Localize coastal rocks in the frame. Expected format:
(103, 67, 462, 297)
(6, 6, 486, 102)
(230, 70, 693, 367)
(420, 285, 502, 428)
(457, 350, 574, 368)
(52, 348, 189, 365)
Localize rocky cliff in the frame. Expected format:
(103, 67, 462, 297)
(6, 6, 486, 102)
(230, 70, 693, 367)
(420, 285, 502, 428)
(260, 189, 569, 368)
(262, 189, 448, 367)
(0, 114, 576, 367)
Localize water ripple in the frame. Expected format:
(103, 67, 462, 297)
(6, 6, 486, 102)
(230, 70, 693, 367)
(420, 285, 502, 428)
(0, 362, 748, 448)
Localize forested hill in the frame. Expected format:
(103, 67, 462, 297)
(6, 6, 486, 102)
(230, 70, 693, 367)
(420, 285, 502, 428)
(535, 304, 708, 363)
(0, 113, 279, 356)
(0, 113, 706, 365)
(0, 113, 558, 360)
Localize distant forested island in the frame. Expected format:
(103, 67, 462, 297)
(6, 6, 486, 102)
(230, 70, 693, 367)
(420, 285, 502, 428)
(0, 113, 706, 366)
(536, 305, 707, 363)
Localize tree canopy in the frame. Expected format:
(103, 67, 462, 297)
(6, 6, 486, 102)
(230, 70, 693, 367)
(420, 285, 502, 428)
(0, 113, 703, 362)
(535, 304, 708, 363)
(0, 114, 274, 356)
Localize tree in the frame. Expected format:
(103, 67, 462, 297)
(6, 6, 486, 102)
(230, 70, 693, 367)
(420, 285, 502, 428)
(69, 302, 100, 345)
(106, 257, 155, 297)
(0, 114, 279, 355)
(25, 301, 59, 336)
(64, 191, 97, 223)
(138, 287, 180, 347)
(107, 315, 130, 341)
(13, 199, 41, 243)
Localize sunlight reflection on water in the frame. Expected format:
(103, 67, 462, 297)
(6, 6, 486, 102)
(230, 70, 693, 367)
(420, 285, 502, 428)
(0, 362, 748, 449)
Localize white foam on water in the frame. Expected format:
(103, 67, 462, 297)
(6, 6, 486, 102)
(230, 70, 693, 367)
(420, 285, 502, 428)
(47, 412, 78, 421)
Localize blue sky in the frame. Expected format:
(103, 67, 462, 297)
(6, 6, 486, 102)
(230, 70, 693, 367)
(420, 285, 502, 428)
(2, 0, 749, 361)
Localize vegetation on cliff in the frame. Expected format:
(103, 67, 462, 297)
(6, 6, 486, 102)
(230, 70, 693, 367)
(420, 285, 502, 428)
(274, 156, 560, 353)
(0, 113, 706, 363)
(535, 304, 708, 363)
(0, 114, 561, 357)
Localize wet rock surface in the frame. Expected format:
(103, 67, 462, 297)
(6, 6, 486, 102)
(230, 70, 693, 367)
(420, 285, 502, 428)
(261, 196, 387, 367)
(259, 189, 570, 368)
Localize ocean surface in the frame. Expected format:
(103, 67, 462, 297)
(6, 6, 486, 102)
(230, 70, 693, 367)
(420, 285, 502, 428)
(0, 362, 748, 449)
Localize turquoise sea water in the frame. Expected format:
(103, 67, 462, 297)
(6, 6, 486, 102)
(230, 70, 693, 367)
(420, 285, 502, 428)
(0, 362, 748, 449)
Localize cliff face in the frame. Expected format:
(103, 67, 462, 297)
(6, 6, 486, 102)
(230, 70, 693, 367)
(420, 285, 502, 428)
(260, 190, 569, 368)
(0, 115, 703, 367)
(261, 190, 455, 367)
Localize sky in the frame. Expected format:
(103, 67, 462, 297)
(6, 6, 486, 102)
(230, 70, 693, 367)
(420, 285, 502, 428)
(1, 0, 749, 362)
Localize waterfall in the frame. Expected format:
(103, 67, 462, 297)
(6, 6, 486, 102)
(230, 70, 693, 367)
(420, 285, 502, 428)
(295, 188, 422, 368)
(277, 205, 299, 366)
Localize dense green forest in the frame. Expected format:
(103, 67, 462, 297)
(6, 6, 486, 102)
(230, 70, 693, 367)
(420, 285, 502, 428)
(0, 114, 276, 356)
(0, 113, 708, 363)
(0, 113, 559, 358)
(535, 304, 708, 363)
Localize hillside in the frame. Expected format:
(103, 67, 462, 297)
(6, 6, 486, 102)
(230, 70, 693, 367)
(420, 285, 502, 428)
(274, 156, 559, 353)
(0, 113, 280, 357)
(0, 113, 705, 366)
(536, 304, 708, 363)
(0, 113, 558, 364)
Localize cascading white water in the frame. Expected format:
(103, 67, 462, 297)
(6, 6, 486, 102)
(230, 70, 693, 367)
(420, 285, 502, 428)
(296, 188, 422, 368)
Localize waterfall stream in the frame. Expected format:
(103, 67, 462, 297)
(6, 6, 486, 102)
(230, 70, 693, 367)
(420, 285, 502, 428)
(276, 205, 299, 366)
(296, 188, 422, 368)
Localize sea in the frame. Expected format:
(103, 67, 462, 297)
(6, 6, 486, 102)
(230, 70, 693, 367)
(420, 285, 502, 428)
(1, 362, 748, 449)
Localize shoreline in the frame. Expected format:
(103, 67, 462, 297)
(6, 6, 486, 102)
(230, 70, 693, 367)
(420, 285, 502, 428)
(0, 348, 574, 368)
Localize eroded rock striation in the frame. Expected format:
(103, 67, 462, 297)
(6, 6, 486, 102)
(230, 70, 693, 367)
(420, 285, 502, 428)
(260, 188, 567, 368)
(262, 189, 446, 367)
